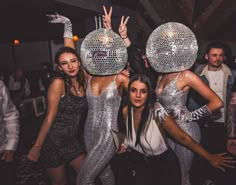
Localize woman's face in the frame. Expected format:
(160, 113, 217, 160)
(129, 80, 148, 109)
(58, 52, 80, 77)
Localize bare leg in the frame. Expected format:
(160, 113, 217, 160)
(70, 153, 86, 173)
(47, 165, 66, 185)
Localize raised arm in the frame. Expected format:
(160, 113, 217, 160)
(118, 16, 131, 47)
(46, 13, 75, 49)
(46, 13, 91, 81)
(118, 15, 147, 75)
(102, 5, 112, 30)
(117, 72, 129, 95)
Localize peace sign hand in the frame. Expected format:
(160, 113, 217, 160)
(119, 16, 130, 39)
(102, 5, 112, 30)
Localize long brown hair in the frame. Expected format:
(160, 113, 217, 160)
(54, 46, 85, 89)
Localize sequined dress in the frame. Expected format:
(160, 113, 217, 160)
(41, 85, 88, 168)
(156, 73, 201, 185)
(77, 76, 121, 185)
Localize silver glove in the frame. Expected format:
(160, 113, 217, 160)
(46, 13, 73, 39)
(187, 105, 212, 121)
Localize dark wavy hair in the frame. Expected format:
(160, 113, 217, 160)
(127, 74, 156, 152)
(54, 46, 85, 89)
(205, 41, 226, 54)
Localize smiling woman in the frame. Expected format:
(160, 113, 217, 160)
(27, 46, 88, 185)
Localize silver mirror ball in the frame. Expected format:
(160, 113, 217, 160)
(146, 22, 198, 73)
(80, 28, 128, 76)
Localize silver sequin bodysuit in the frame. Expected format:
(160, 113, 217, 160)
(77, 76, 121, 185)
(156, 73, 200, 185)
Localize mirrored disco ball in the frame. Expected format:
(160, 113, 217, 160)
(146, 22, 198, 73)
(80, 28, 128, 75)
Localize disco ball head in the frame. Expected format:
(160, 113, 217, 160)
(146, 22, 198, 73)
(80, 28, 128, 75)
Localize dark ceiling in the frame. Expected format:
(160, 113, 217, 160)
(1, 0, 236, 44)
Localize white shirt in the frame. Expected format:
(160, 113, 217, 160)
(207, 70, 225, 122)
(8, 75, 31, 96)
(0, 81, 20, 153)
(126, 108, 168, 156)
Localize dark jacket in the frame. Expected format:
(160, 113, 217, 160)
(187, 64, 235, 123)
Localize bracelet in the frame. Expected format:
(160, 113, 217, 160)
(33, 145, 41, 150)
(121, 36, 128, 39)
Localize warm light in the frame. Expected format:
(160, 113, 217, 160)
(166, 30, 175, 38)
(14, 39, 20, 45)
(98, 35, 113, 47)
(73, 35, 79, 42)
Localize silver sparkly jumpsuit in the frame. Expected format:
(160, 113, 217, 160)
(156, 73, 201, 185)
(77, 76, 121, 185)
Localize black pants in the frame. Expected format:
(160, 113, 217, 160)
(111, 148, 181, 185)
(191, 153, 236, 185)
(199, 121, 227, 153)
(0, 159, 17, 185)
(191, 121, 236, 185)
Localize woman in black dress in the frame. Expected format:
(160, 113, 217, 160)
(27, 46, 88, 185)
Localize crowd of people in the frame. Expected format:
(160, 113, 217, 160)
(1, 5, 236, 185)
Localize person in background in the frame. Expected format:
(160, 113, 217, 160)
(114, 74, 235, 185)
(118, 16, 158, 90)
(8, 67, 31, 105)
(227, 77, 236, 156)
(39, 62, 56, 96)
(0, 80, 20, 185)
(27, 47, 88, 185)
(188, 41, 236, 185)
(189, 41, 233, 153)
(140, 49, 158, 90)
(0, 73, 5, 81)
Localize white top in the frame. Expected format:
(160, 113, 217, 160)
(208, 70, 225, 122)
(126, 107, 168, 156)
(0, 81, 20, 153)
(8, 75, 31, 96)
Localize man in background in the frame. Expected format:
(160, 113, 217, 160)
(0, 80, 20, 185)
(188, 41, 236, 185)
(8, 67, 31, 105)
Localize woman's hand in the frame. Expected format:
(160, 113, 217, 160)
(116, 143, 128, 154)
(27, 147, 41, 162)
(102, 5, 112, 30)
(208, 152, 236, 172)
(1, 150, 15, 162)
(118, 16, 130, 39)
(46, 13, 73, 39)
(46, 12, 70, 24)
(121, 69, 130, 77)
